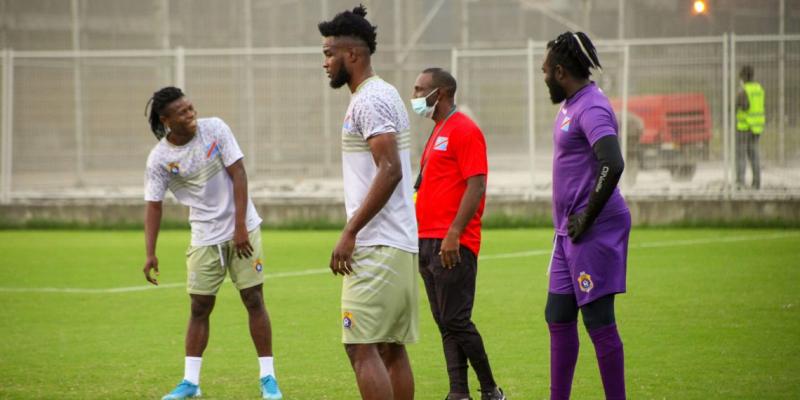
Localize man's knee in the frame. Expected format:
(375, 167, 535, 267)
(190, 295, 215, 319)
(345, 343, 377, 366)
(440, 315, 472, 334)
(240, 285, 264, 311)
(545, 293, 579, 324)
(580, 295, 616, 330)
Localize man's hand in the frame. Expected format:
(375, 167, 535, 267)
(330, 229, 356, 276)
(143, 255, 159, 285)
(233, 225, 253, 259)
(439, 230, 462, 269)
(567, 212, 589, 242)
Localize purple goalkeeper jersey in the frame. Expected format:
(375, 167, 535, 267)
(551, 82, 629, 235)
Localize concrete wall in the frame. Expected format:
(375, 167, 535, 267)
(1, 196, 798, 228)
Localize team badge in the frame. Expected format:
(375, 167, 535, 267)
(166, 162, 180, 175)
(434, 136, 448, 151)
(577, 271, 594, 293)
(342, 311, 354, 329)
(343, 114, 353, 131)
(253, 258, 263, 273)
(205, 140, 221, 159)
(561, 116, 571, 132)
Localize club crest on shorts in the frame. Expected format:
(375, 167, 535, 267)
(342, 311, 354, 329)
(577, 271, 593, 293)
(253, 258, 263, 273)
(166, 162, 180, 175)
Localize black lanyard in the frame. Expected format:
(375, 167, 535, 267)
(414, 106, 457, 191)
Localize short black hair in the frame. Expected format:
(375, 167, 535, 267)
(422, 67, 457, 98)
(145, 86, 184, 140)
(740, 65, 754, 81)
(546, 32, 602, 80)
(318, 4, 377, 55)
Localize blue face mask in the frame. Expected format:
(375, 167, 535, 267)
(410, 88, 439, 118)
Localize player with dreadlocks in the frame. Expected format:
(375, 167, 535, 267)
(320, 5, 419, 400)
(541, 32, 630, 400)
(142, 87, 283, 399)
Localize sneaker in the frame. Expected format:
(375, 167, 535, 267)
(480, 386, 506, 400)
(162, 380, 201, 400)
(260, 375, 283, 399)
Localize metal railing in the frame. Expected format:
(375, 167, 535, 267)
(0, 34, 798, 203)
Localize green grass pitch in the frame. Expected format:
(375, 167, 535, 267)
(0, 228, 798, 399)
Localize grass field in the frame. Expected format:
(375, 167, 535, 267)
(0, 228, 798, 399)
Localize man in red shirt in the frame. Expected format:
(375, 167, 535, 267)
(411, 68, 505, 400)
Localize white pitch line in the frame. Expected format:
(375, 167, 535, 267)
(0, 233, 796, 294)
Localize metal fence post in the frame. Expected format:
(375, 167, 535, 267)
(450, 47, 459, 83)
(526, 39, 536, 194)
(729, 33, 737, 194)
(620, 42, 630, 185)
(1, 49, 13, 203)
(778, 35, 786, 166)
(72, 0, 84, 186)
(174, 46, 185, 90)
(722, 33, 730, 193)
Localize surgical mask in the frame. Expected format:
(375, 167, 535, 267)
(410, 88, 439, 118)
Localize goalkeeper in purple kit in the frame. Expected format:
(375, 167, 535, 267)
(541, 32, 631, 400)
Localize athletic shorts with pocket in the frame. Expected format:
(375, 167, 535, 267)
(186, 228, 265, 295)
(341, 245, 419, 344)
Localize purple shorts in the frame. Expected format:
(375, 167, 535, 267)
(548, 210, 631, 306)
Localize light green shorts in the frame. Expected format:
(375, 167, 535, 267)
(341, 245, 419, 344)
(185, 229, 264, 295)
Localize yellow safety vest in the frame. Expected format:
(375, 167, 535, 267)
(736, 82, 765, 134)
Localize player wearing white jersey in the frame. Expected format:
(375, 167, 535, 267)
(142, 87, 282, 400)
(320, 6, 418, 400)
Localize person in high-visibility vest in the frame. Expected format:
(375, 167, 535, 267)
(735, 65, 764, 189)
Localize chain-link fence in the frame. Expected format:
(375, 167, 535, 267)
(0, 34, 798, 201)
(453, 34, 800, 198)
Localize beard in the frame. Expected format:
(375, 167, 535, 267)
(546, 75, 567, 104)
(329, 65, 351, 89)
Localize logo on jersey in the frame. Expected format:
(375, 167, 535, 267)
(577, 271, 593, 293)
(342, 311, 354, 328)
(205, 140, 221, 159)
(343, 114, 353, 132)
(166, 162, 180, 175)
(434, 136, 448, 151)
(253, 258, 263, 273)
(560, 116, 571, 132)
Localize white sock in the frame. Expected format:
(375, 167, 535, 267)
(184, 357, 202, 385)
(259, 356, 275, 378)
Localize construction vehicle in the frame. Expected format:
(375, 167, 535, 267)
(612, 93, 712, 181)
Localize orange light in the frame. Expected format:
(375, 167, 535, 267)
(693, 0, 707, 14)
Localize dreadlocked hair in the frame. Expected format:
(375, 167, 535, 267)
(546, 32, 602, 80)
(144, 86, 184, 140)
(318, 4, 377, 55)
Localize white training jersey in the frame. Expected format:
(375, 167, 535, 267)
(144, 117, 261, 246)
(341, 76, 418, 253)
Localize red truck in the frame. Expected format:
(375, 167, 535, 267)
(611, 93, 712, 181)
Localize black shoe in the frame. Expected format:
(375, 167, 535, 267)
(445, 395, 472, 400)
(480, 387, 506, 400)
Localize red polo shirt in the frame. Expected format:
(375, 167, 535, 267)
(416, 111, 488, 256)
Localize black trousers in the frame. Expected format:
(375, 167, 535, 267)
(419, 238, 495, 394)
(736, 130, 761, 189)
